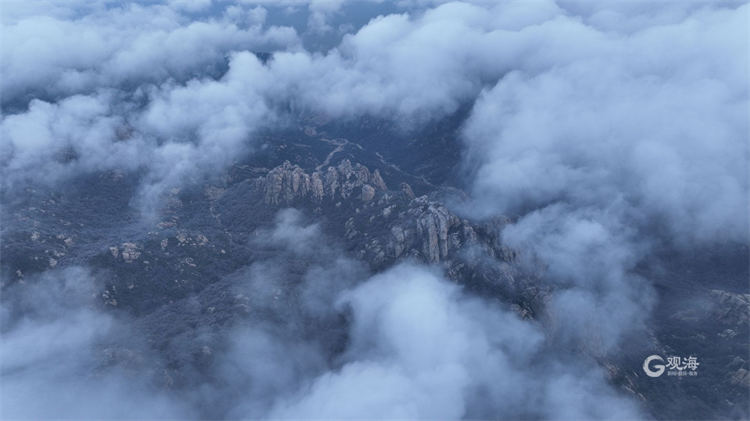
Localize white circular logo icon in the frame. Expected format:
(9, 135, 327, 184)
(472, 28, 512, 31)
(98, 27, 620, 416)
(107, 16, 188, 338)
(643, 355, 665, 377)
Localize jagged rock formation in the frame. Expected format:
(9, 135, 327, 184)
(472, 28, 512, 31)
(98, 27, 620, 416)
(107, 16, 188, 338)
(247, 160, 505, 267)
(257, 160, 387, 205)
(710, 290, 750, 327)
(346, 195, 480, 264)
(4, 148, 746, 421)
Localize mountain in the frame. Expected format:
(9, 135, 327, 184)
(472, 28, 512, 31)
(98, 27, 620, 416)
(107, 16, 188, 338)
(2, 118, 747, 420)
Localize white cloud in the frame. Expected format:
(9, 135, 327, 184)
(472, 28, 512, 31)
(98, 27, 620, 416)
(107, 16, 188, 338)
(0, 267, 191, 419)
(270, 263, 642, 420)
(1, 3, 746, 418)
(463, 3, 748, 243)
(456, 2, 747, 356)
(0, 3, 299, 104)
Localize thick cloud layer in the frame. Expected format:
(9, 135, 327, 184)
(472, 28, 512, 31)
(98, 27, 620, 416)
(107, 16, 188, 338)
(463, 4, 748, 242)
(269, 263, 640, 420)
(6, 1, 743, 224)
(1, 2, 297, 103)
(458, 2, 747, 354)
(1, 0, 747, 419)
(1, 2, 297, 214)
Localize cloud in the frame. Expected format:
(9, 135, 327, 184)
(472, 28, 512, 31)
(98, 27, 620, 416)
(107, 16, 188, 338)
(454, 1, 747, 355)
(253, 208, 325, 254)
(1, 49, 276, 216)
(0, 2, 298, 105)
(1, 2, 746, 418)
(1, 2, 298, 214)
(4, 1, 745, 214)
(463, 6, 749, 242)
(501, 204, 656, 353)
(0, 211, 644, 419)
(0, 1, 649, 206)
(0, 91, 153, 185)
(0, 267, 191, 420)
(269, 263, 642, 420)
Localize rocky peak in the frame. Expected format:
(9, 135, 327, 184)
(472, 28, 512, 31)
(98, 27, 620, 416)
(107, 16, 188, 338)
(257, 160, 388, 205)
(710, 290, 750, 327)
(243, 160, 515, 271)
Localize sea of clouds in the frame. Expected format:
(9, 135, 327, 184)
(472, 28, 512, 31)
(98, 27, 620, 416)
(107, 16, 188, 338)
(1, 0, 747, 419)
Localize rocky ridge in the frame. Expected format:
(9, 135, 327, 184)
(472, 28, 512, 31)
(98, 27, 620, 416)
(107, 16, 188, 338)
(248, 160, 508, 267)
(256, 160, 387, 205)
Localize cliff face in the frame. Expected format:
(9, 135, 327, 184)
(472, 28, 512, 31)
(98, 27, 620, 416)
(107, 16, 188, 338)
(346, 195, 479, 265)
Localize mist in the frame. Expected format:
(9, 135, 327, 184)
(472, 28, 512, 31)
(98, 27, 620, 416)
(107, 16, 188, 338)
(1, 0, 747, 419)
(1, 210, 643, 419)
